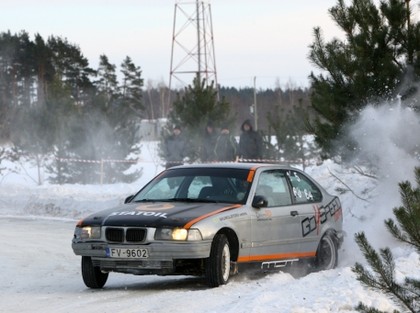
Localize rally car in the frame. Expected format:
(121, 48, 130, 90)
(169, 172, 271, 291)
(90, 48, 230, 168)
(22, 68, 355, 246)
(72, 163, 343, 288)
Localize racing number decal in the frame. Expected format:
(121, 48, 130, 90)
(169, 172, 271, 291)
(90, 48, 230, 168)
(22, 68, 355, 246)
(301, 198, 342, 237)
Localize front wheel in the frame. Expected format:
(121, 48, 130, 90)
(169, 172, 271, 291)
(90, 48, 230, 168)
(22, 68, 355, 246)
(314, 233, 338, 271)
(205, 234, 231, 287)
(81, 256, 109, 289)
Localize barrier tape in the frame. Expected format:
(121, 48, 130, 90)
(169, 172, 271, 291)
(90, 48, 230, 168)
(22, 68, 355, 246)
(55, 158, 140, 164)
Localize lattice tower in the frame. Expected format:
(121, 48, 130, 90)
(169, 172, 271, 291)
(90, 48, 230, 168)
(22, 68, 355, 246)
(169, 0, 218, 93)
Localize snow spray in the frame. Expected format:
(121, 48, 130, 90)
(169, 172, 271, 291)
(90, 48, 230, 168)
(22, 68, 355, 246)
(346, 92, 420, 247)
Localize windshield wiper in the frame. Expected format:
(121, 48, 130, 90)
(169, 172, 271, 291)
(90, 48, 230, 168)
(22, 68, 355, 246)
(133, 198, 220, 203)
(165, 197, 219, 203)
(133, 199, 158, 202)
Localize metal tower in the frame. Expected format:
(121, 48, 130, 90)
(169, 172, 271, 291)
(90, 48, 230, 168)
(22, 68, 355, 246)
(169, 0, 218, 91)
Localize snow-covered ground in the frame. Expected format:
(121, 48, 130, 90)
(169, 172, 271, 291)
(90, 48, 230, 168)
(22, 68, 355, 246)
(1, 103, 419, 312)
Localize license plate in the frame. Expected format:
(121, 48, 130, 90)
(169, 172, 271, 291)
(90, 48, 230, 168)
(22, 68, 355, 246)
(106, 247, 149, 259)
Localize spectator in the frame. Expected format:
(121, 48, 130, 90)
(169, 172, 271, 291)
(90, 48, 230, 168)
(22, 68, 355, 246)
(215, 126, 238, 162)
(238, 119, 263, 161)
(200, 122, 218, 162)
(163, 125, 187, 169)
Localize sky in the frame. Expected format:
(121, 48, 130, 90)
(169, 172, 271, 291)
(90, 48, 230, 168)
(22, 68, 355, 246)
(1, 0, 348, 89)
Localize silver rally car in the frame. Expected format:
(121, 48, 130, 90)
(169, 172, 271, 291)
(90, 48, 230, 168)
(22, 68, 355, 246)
(72, 163, 343, 288)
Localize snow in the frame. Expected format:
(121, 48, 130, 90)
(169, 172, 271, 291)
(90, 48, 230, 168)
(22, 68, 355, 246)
(1, 105, 420, 312)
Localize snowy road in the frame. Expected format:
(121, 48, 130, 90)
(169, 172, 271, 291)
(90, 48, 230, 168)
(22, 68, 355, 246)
(0, 217, 210, 313)
(1, 216, 401, 313)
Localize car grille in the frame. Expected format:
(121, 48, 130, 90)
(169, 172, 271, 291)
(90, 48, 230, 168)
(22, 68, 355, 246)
(105, 227, 146, 243)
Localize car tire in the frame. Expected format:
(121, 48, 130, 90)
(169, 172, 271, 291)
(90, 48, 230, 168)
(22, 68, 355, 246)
(314, 233, 338, 271)
(81, 256, 109, 289)
(205, 234, 231, 287)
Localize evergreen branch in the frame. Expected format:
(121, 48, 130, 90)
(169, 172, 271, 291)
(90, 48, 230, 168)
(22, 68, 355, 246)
(353, 262, 383, 289)
(355, 302, 398, 313)
(386, 179, 420, 252)
(353, 232, 419, 313)
(404, 277, 420, 307)
(384, 218, 410, 247)
(415, 167, 420, 187)
(385, 218, 420, 251)
(405, 278, 420, 296)
(398, 181, 414, 213)
(355, 302, 391, 313)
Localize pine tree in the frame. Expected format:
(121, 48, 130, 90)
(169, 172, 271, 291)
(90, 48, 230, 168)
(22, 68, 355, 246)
(45, 77, 81, 184)
(58, 55, 144, 184)
(33, 33, 54, 107)
(162, 76, 231, 162)
(47, 36, 95, 106)
(96, 54, 119, 108)
(308, 0, 420, 157)
(120, 56, 144, 114)
(4, 32, 55, 184)
(0, 31, 39, 140)
(98, 55, 146, 183)
(352, 166, 420, 313)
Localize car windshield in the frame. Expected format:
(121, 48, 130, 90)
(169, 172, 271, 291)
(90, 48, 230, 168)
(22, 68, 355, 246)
(132, 168, 252, 204)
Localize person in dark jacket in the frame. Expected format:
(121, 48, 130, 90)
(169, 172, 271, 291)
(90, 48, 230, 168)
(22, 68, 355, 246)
(164, 125, 187, 169)
(238, 119, 263, 160)
(215, 126, 238, 162)
(200, 123, 218, 162)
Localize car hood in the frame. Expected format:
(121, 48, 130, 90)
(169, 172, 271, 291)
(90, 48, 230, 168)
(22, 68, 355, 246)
(79, 201, 242, 228)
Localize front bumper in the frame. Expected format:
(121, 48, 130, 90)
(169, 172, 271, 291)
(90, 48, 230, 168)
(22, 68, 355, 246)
(72, 240, 212, 270)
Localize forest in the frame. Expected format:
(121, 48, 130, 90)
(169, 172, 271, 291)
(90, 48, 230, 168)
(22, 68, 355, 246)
(0, 30, 314, 184)
(1, 0, 419, 186)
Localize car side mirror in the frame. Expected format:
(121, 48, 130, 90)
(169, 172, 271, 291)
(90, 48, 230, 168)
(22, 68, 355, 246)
(124, 195, 134, 204)
(252, 195, 268, 209)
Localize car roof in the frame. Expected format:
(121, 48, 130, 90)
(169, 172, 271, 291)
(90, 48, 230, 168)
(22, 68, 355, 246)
(166, 162, 296, 171)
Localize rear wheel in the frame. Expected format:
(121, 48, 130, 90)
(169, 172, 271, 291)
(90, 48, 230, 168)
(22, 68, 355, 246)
(314, 233, 338, 271)
(205, 234, 231, 287)
(81, 256, 109, 288)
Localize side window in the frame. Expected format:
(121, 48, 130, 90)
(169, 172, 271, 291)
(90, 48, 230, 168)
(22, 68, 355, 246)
(286, 170, 322, 203)
(256, 170, 292, 207)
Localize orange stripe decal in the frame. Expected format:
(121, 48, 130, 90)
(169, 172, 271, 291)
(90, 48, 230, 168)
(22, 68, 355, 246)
(183, 204, 242, 229)
(247, 168, 256, 182)
(237, 251, 316, 263)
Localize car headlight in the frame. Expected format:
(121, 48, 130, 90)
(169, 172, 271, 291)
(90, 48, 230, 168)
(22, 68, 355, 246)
(155, 228, 202, 241)
(75, 226, 101, 240)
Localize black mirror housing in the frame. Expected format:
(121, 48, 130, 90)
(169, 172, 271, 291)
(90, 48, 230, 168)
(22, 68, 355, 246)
(124, 195, 134, 204)
(252, 195, 268, 208)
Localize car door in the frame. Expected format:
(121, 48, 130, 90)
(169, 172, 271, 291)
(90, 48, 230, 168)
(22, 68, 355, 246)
(285, 169, 324, 253)
(248, 169, 305, 266)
